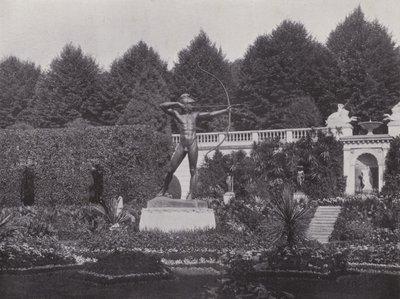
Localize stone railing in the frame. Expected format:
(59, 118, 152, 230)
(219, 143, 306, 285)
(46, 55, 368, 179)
(172, 127, 328, 146)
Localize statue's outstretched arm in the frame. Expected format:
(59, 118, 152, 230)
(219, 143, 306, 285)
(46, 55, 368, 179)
(198, 107, 230, 118)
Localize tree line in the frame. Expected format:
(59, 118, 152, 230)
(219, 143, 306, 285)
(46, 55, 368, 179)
(1, 7, 400, 133)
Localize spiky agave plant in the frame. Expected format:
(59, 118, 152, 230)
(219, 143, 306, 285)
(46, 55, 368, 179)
(270, 184, 310, 248)
(91, 196, 131, 226)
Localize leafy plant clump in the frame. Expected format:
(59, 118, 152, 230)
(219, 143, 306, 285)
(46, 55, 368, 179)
(267, 184, 311, 248)
(196, 132, 345, 215)
(90, 196, 135, 228)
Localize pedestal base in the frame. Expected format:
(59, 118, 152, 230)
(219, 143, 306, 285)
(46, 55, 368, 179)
(139, 196, 216, 232)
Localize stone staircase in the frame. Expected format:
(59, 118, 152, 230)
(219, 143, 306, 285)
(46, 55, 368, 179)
(307, 206, 341, 244)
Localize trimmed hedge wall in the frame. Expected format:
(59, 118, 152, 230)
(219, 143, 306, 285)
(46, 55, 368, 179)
(0, 125, 171, 207)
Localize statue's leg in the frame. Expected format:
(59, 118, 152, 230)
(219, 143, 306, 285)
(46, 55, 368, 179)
(187, 141, 198, 200)
(160, 143, 186, 195)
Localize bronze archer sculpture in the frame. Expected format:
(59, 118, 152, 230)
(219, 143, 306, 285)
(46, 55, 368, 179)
(158, 93, 231, 200)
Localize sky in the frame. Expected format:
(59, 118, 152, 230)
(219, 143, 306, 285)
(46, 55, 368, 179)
(1, 0, 400, 70)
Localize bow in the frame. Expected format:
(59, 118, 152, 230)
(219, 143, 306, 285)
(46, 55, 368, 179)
(197, 63, 231, 159)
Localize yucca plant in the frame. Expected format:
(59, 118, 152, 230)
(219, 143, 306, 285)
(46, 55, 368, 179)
(91, 196, 133, 228)
(269, 184, 310, 248)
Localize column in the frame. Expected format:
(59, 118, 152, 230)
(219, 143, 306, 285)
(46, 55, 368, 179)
(286, 130, 293, 143)
(252, 132, 259, 144)
(378, 163, 384, 192)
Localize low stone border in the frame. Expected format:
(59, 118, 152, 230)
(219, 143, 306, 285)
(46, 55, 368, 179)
(72, 268, 173, 285)
(0, 263, 82, 275)
(170, 266, 221, 276)
(348, 262, 400, 275)
(246, 269, 344, 280)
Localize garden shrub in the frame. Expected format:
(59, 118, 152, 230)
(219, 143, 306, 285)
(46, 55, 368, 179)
(195, 132, 344, 234)
(331, 195, 400, 242)
(196, 132, 345, 207)
(0, 125, 171, 207)
(382, 136, 400, 196)
(264, 245, 349, 275)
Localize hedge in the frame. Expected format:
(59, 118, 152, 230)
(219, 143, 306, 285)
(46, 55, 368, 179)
(0, 125, 171, 207)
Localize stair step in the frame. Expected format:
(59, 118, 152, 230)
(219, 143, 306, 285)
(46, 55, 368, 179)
(313, 213, 341, 216)
(308, 225, 335, 229)
(310, 219, 338, 222)
(313, 212, 341, 216)
(306, 206, 341, 244)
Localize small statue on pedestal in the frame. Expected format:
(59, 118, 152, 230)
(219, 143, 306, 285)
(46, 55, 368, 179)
(296, 165, 305, 191)
(293, 165, 308, 203)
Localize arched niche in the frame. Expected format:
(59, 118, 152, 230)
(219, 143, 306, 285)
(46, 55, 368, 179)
(355, 153, 379, 193)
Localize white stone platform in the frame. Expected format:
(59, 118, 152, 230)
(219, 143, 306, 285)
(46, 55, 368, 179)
(139, 196, 216, 232)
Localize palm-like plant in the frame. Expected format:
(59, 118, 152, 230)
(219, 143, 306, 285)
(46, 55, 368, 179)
(91, 196, 133, 227)
(270, 184, 310, 248)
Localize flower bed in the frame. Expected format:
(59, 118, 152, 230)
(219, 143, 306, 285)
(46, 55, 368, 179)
(0, 237, 75, 269)
(316, 197, 346, 206)
(347, 262, 400, 275)
(346, 243, 400, 265)
(262, 245, 348, 277)
(77, 229, 272, 255)
(72, 251, 173, 284)
(330, 195, 400, 243)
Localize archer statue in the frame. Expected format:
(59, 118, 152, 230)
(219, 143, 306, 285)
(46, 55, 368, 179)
(158, 93, 231, 200)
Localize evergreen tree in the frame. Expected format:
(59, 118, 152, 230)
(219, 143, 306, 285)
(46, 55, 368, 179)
(327, 6, 400, 121)
(382, 137, 400, 196)
(24, 44, 104, 127)
(0, 57, 41, 128)
(118, 90, 170, 134)
(172, 31, 235, 132)
(281, 97, 322, 128)
(106, 41, 170, 127)
(237, 20, 338, 130)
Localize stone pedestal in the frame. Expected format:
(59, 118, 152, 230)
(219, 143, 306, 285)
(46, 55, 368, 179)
(223, 192, 235, 205)
(139, 196, 216, 232)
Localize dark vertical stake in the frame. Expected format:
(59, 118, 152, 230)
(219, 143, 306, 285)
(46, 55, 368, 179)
(21, 166, 35, 206)
(89, 164, 103, 204)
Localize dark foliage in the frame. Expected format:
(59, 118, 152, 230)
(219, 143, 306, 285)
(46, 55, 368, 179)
(331, 196, 400, 242)
(105, 41, 171, 131)
(327, 6, 400, 122)
(237, 20, 338, 129)
(171, 30, 235, 132)
(23, 44, 105, 127)
(382, 136, 400, 196)
(0, 56, 41, 128)
(197, 132, 345, 206)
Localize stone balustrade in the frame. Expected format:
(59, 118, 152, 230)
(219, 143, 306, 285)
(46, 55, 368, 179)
(172, 127, 328, 147)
